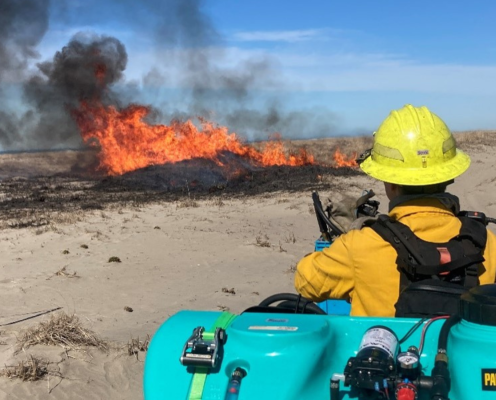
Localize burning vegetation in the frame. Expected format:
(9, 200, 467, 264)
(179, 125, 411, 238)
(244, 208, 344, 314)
(0, 0, 364, 231)
(0, 0, 352, 170)
(72, 102, 317, 176)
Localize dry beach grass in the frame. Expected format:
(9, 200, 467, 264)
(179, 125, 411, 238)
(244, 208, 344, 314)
(15, 313, 108, 354)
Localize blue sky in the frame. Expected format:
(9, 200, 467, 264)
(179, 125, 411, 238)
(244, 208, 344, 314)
(27, 0, 496, 137)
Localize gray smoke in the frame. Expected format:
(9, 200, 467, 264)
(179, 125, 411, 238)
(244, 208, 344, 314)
(144, 0, 335, 139)
(0, 0, 335, 152)
(0, 0, 49, 82)
(0, 0, 50, 150)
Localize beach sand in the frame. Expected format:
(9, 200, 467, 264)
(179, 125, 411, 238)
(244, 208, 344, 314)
(0, 133, 494, 399)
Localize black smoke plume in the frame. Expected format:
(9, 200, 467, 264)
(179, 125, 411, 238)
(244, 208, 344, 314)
(0, 0, 127, 151)
(22, 34, 127, 149)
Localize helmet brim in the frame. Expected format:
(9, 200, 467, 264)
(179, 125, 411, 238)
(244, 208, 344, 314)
(360, 149, 471, 186)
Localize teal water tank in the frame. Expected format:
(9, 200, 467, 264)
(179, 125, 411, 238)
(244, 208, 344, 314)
(450, 284, 496, 398)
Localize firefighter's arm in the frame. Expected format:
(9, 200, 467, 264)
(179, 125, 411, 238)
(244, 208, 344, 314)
(294, 233, 355, 303)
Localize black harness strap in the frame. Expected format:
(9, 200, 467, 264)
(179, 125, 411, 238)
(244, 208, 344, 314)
(371, 214, 486, 291)
(371, 216, 417, 292)
(374, 215, 423, 266)
(458, 216, 487, 289)
(397, 254, 484, 277)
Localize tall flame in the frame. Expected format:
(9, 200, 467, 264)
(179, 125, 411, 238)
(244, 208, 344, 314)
(72, 102, 315, 176)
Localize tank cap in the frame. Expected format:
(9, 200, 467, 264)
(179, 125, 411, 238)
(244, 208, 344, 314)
(460, 284, 496, 326)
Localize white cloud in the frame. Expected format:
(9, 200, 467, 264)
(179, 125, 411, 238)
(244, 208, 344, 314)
(293, 59, 496, 95)
(232, 29, 326, 43)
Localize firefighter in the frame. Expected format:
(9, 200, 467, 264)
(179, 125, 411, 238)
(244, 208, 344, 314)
(294, 104, 496, 317)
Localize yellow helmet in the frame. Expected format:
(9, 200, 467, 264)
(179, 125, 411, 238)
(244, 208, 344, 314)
(359, 104, 470, 186)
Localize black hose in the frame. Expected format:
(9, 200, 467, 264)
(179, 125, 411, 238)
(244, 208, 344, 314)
(294, 294, 302, 314)
(438, 315, 461, 352)
(429, 315, 461, 400)
(258, 293, 327, 315)
(259, 293, 301, 307)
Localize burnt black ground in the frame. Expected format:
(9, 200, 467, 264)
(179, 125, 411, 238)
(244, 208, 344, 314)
(0, 152, 362, 229)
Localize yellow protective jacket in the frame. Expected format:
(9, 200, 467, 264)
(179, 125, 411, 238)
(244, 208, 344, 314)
(294, 198, 496, 317)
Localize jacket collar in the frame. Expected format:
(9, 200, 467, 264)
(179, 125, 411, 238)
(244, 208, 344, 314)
(388, 193, 461, 220)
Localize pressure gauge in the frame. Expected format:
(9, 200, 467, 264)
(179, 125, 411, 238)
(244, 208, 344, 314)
(397, 351, 419, 369)
(397, 347, 421, 379)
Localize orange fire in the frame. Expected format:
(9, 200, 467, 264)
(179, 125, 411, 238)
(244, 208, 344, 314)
(333, 148, 358, 167)
(72, 102, 316, 176)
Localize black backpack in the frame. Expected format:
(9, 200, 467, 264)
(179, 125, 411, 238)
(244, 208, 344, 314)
(370, 213, 487, 318)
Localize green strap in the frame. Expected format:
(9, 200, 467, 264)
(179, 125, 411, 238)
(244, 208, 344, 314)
(188, 368, 209, 400)
(187, 312, 237, 400)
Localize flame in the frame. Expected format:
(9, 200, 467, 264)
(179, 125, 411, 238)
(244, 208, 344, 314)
(72, 102, 316, 175)
(333, 148, 358, 167)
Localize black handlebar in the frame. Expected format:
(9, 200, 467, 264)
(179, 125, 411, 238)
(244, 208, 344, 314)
(312, 191, 344, 241)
